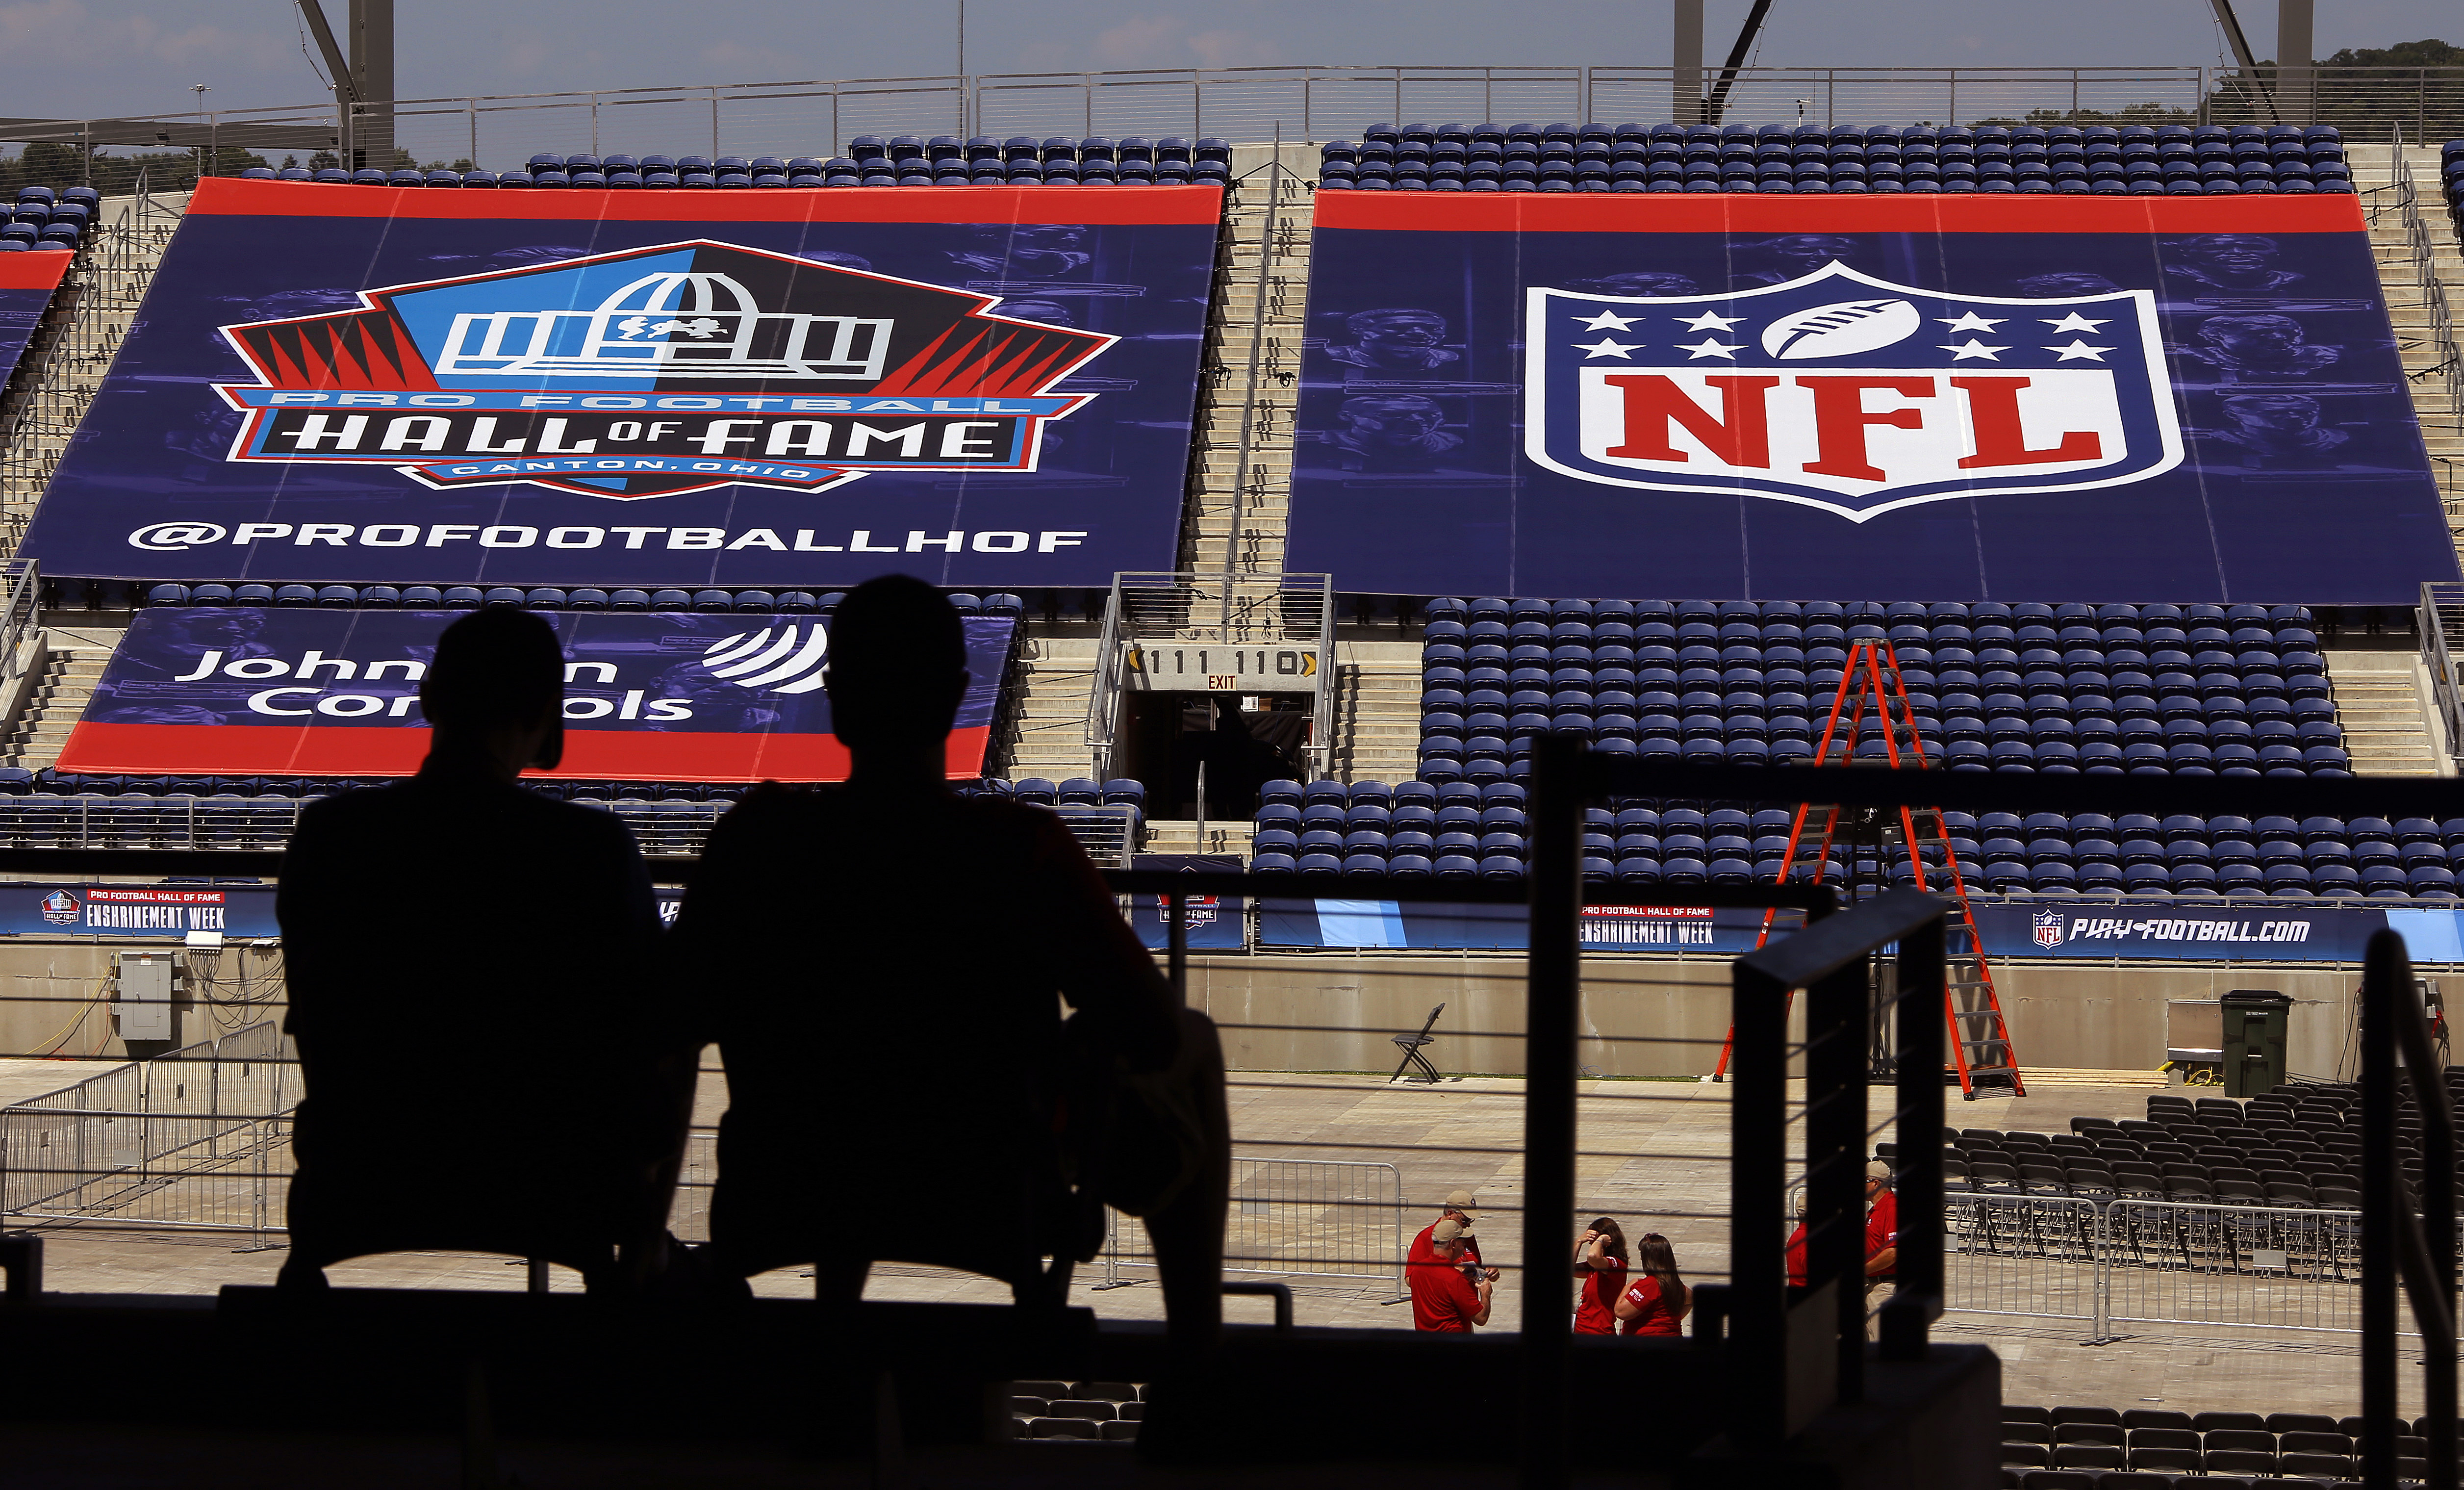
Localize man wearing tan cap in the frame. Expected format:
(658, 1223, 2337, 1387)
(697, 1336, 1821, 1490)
(1408, 1217, 1491, 1331)
(1863, 1161, 1898, 1338)
(1408, 1189, 1499, 1282)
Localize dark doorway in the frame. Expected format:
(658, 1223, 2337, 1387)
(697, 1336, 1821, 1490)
(1117, 692, 1309, 818)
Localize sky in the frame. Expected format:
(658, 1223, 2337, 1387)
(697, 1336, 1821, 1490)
(0, 0, 2454, 129)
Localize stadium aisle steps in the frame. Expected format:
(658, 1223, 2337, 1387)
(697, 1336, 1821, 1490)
(2, 647, 107, 773)
(1002, 636, 1104, 783)
(1327, 640, 1424, 784)
(1180, 145, 1311, 576)
(2320, 651, 2446, 775)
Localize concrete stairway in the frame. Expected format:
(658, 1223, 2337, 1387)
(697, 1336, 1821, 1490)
(2, 643, 109, 771)
(2352, 146, 2463, 540)
(998, 636, 1101, 783)
(1137, 820, 1256, 857)
(1179, 146, 1313, 576)
(1324, 640, 1423, 784)
(2322, 649, 2449, 776)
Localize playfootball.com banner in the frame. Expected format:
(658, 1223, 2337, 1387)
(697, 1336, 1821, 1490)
(55, 606, 1016, 782)
(1287, 194, 2456, 602)
(22, 179, 1221, 588)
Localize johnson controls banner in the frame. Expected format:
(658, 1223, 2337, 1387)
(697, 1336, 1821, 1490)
(0, 251, 71, 390)
(54, 606, 1016, 782)
(1289, 195, 2456, 602)
(22, 179, 1222, 588)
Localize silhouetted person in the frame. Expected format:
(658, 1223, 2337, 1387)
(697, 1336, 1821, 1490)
(675, 575, 1231, 1352)
(276, 608, 690, 1290)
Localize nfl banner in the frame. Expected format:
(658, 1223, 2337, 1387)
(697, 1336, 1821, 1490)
(21, 179, 1221, 588)
(0, 251, 72, 393)
(53, 606, 1016, 782)
(1288, 195, 2456, 602)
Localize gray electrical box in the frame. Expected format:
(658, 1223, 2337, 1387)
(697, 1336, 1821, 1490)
(114, 951, 175, 1042)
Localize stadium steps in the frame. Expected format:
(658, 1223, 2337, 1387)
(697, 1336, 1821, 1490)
(0, 194, 185, 553)
(1, 645, 108, 771)
(2320, 648, 2449, 777)
(1178, 146, 1313, 576)
(1001, 636, 1101, 781)
(1325, 641, 1424, 784)
(1137, 819, 1255, 857)
(2356, 146, 2464, 540)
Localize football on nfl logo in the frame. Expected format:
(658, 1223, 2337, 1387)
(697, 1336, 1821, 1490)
(2032, 911, 2067, 949)
(1525, 262, 2183, 522)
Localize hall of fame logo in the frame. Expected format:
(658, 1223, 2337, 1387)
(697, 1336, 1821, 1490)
(39, 889, 77, 925)
(1525, 262, 2183, 522)
(212, 240, 1115, 500)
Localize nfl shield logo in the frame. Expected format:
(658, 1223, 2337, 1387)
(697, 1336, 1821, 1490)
(2032, 911, 2066, 949)
(1525, 262, 2183, 522)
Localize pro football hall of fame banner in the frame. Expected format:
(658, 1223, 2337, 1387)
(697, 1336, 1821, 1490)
(21, 179, 1221, 589)
(55, 606, 1016, 782)
(1287, 195, 2457, 602)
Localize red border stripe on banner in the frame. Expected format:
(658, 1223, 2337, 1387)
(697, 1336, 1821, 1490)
(182, 177, 1226, 227)
(55, 722, 991, 784)
(1310, 191, 2367, 235)
(0, 251, 74, 291)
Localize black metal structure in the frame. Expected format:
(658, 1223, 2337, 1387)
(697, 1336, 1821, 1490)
(2361, 927, 2459, 1490)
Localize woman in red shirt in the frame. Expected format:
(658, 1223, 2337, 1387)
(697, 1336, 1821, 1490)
(1614, 1232, 1692, 1337)
(1570, 1217, 1628, 1335)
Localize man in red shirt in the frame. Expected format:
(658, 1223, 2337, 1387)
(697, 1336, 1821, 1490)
(1408, 1218, 1491, 1332)
(1863, 1161, 1899, 1338)
(1408, 1190, 1497, 1282)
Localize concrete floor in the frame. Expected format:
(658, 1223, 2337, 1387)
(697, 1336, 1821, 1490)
(12, 1064, 2430, 1422)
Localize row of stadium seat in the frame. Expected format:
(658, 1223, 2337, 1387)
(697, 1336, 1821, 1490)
(1249, 777, 2464, 899)
(1321, 120, 2351, 193)
(1350, 122, 2343, 146)
(0, 186, 95, 250)
(141, 582, 1024, 616)
(239, 137, 1234, 190)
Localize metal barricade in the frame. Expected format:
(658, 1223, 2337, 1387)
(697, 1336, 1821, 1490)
(1097, 1157, 1406, 1300)
(1944, 1194, 2107, 1336)
(0, 1106, 292, 1249)
(2104, 1198, 2377, 1337)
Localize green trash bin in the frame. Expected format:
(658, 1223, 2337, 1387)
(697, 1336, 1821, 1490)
(2221, 989, 2293, 1098)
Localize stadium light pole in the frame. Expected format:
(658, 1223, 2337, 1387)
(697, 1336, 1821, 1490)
(1672, 0, 1703, 127)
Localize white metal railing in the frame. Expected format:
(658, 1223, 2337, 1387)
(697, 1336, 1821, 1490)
(1085, 572, 1335, 783)
(6, 65, 2462, 173)
(2421, 581, 2464, 768)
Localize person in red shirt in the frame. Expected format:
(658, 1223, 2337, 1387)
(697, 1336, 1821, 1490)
(1863, 1161, 1899, 1338)
(1407, 1189, 1496, 1282)
(1613, 1232, 1692, 1337)
(1783, 1197, 1808, 1289)
(1408, 1218, 1491, 1332)
(1571, 1216, 1629, 1335)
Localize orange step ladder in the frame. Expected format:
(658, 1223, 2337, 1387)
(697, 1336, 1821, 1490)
(1711, 638, 2025, 1100)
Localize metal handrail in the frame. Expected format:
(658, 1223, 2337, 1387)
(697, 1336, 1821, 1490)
(2391, 126, 2464, 424)
(2420, 581, 2464, 766)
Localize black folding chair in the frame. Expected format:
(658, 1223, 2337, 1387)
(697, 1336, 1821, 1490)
(1390, 1003, 1447, 1084)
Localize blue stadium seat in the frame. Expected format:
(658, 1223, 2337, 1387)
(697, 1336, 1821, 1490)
(525, 589, 567, 609)
(315, 585, 357, 607)
(482, 587, 526, 608)
(440, 587, 483, 609)
(147, 584, 190, 606)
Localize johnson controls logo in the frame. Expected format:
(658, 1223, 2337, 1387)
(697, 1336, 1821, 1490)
(1526, 261, 2181, 521)
(212, 240, 1115, 500)
(698, 622, 831, 695)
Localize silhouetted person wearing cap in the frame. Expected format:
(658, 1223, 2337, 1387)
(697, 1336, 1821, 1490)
(675, 575, 1231, 1353)
(276, 608, 691, 1291)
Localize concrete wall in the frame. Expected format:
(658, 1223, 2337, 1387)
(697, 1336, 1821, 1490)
(0, 939, 287, 1061)
(1187, 952, 2369, 1080)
